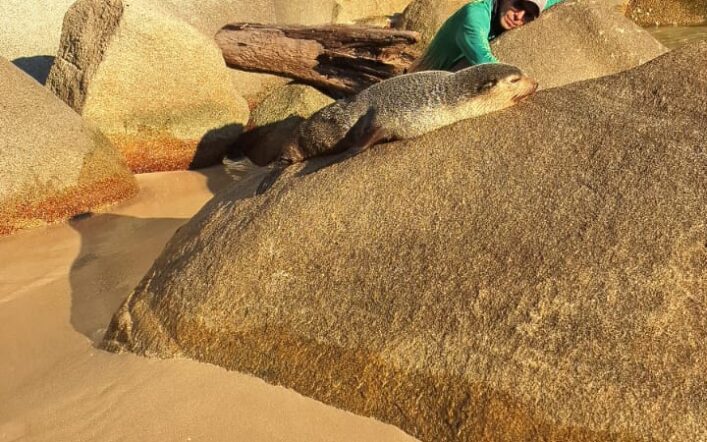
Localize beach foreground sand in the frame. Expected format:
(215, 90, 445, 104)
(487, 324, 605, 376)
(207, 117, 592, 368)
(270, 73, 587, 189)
(0, 167, 417, 442)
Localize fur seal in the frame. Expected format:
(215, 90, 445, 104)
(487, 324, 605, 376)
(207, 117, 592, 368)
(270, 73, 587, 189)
(229, 63, 538, 193)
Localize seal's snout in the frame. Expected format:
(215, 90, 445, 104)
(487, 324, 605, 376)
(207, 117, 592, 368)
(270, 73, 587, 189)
(512, 75, 538, 103)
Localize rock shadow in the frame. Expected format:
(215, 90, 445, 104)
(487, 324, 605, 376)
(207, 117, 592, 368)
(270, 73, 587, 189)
(68, 213, 188, 344)
(67, 170, 265, 344)
(189, 123, 243, 170)
(192, 115, 377, 196)
(227, 116, 304, 166)
(190, 123, 247, 195)
(12, 56, 55, 84)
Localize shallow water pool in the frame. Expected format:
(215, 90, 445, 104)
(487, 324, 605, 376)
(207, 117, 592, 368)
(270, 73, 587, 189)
(647, 25, 707, 49)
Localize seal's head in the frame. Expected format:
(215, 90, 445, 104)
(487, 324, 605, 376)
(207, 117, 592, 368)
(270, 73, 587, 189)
(450, 63, 538, 117)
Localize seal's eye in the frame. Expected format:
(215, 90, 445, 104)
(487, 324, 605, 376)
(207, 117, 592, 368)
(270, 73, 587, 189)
(509, 75, 522, 83)
(478, 79, 497, 92)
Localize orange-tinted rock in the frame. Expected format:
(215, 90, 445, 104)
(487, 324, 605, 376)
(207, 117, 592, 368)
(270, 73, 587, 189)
(0, 58, 137, 235)
(47, 0, 250, 173)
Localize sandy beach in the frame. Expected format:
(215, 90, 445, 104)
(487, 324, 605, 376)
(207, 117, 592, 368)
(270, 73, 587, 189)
(0, 167, 417, 442)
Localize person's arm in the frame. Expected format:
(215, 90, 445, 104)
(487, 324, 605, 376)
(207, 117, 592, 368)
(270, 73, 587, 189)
(455, 1, 498, 65)
(544, 0, 565, 9)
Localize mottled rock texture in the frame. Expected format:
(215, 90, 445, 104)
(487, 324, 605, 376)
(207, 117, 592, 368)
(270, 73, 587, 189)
(0, 58, 137, 235)
(398, 0, 468, 48)
(491, 0, 668, 89)
(627, 0, 707, 26)
(47, 0, 250, 173)
(330, 0, 413, 24)
(404, 0, 667, 90)
(104, 43, 707, 442)
(250, 84, 335, 128)
(0, 0, 76, 83)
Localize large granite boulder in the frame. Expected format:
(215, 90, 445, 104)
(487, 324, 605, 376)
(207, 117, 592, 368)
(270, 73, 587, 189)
(626, 0, 707, 26)
(103, 43, 707, 441)
(490, 0, 668, 90)
(0, 58, 137, 235)
(330, 0, 413, 24)
(0, 0, 77, 84)
(250, 84, 334, 128)
(402, 0, 667, 90)
(398, 0, 469, 48)
(47, 0, 250, 173)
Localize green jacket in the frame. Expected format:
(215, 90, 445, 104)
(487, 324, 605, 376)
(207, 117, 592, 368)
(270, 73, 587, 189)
(416, 0, 565, 70)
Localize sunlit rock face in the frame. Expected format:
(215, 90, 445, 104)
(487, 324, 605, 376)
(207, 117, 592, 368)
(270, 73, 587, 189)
(402, 0, 667, 90)
(104, 43, 706, 441)
(46, 0, 250, 173)
(0, 0, 77, 84)
(0, 57, 137, 235)
(491, 0, 668, 89)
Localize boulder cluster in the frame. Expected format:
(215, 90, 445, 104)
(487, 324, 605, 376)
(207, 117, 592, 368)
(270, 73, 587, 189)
(0, 0, 420, 233)
(0, 57, 137, 235)
(2, 2, 706, 439)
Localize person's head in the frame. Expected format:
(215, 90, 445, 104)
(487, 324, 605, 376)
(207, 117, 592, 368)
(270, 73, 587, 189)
(497, 0, 547, 31)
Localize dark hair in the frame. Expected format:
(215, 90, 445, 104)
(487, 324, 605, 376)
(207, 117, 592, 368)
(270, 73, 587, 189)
(518, 0, 541, 20)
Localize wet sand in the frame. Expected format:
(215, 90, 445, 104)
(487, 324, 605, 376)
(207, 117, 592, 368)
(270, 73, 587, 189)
(0, 167, 417, 442)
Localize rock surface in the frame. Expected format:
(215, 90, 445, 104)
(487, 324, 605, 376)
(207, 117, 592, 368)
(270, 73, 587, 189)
(0, 58, 137, 235)
(103, 43, 707, 441)
(398, 0, 469, 48)
(237, 84, 335, 165)
(47, 0, 250, 173)
(491, 0, 668, 89)
(402, 0, 667, 90)
(626, 0, 707, 26)
(250, 84, 335, 128)
(0, 0, 76, 83)
(331, 0, 413, 24)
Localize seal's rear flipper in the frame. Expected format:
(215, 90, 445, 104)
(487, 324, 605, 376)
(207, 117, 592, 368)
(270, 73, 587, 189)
(223, 155, 259, 178)
(334, 107, 388, 158)
(256, 160, 290, 195)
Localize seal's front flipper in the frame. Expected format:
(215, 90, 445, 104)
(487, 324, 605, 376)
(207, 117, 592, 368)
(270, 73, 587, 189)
(334, 107, 387, 159)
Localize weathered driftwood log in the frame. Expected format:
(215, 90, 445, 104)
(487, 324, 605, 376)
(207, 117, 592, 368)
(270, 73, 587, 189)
(215, 23, 420, 96)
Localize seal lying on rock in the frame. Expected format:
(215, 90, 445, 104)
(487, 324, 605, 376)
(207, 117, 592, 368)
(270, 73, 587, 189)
(228, 63, 538, 193)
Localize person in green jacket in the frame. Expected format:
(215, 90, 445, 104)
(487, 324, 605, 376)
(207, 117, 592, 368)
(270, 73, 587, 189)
(411, 0, 565, 71)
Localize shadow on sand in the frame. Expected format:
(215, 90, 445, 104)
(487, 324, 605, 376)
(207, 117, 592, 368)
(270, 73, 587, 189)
(66, 122, 293, 344)
(68, 214, 187, 344)
(67, 168, 260, 344)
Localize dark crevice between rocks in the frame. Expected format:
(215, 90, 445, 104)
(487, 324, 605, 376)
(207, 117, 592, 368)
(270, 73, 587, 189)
(11, 56, 55, 85)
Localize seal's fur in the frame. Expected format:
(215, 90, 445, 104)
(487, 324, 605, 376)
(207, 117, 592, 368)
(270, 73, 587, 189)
(228, 63, 538, 194)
